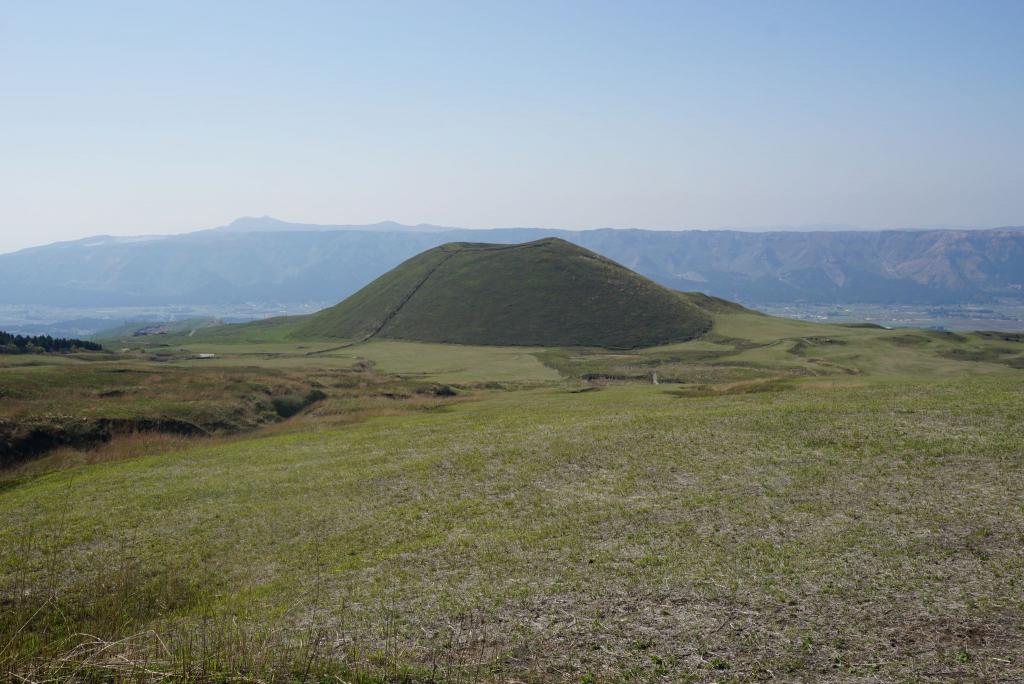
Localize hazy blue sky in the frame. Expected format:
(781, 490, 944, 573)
(1, 0, 1022, 253)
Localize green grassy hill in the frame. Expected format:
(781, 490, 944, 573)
(294, 238, 717, 348)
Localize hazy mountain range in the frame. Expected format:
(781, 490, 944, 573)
(1, 218, 1023, 309)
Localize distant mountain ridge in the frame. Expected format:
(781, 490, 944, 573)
(1, 218, 1022, 308)
(211, 216, 453, 234)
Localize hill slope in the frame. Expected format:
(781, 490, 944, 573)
(295, 238, 714, 348)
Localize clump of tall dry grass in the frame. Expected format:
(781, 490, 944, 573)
(1, 520, 510, 683)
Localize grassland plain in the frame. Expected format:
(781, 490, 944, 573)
(2, 374, 1024, 682)
(125, 310, 1024, 385)
(168, 340, 560, 384)
(3, 311, 1024, 681)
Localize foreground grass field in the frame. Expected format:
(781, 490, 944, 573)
(2, 371, 1022, 681)
(3, 313, 1023, 680)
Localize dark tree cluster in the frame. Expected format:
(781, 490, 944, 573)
(0, 330, 102, 354)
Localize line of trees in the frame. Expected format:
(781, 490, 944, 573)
(0, 331, 102, 354)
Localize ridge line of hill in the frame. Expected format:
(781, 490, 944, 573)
(305, 246, 461, 355)
(363, 247, 460, 341)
